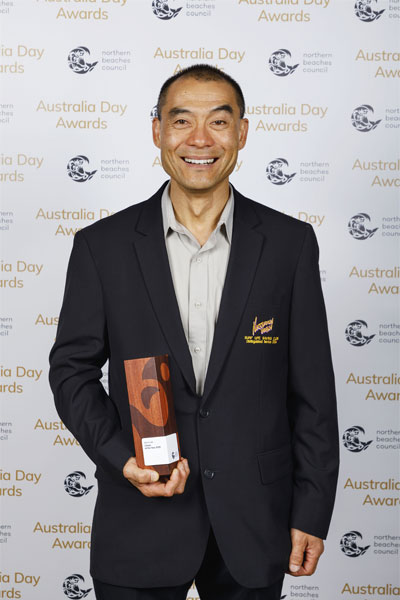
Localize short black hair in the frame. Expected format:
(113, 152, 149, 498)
(156, 64, 245, 120)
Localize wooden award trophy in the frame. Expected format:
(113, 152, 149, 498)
(124, 354, 181, 478)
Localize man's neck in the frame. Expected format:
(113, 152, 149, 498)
(169, 179, 230, 247)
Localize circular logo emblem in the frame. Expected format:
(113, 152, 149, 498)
(67, 47, 98, 74)
(354, 0, 385, 22)
(64, 471, 94, 497)
(340, 531, 370, 557)
(266, 158, 296, 185)
(345, 320, 375, 347)
(268, 49, 298, 77)
(63, 574, 92, 599)
(150, 105, 159, 119)
(342, 426, 373, 452)
(152, 0, 182, 19)
(67, 156, 97, 182)
(348, 213, 378, 240)
(351, 105, 381, 132)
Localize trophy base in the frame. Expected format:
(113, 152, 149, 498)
(139, 460, 180, 480)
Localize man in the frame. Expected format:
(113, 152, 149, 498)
(49, 65, 339, 599)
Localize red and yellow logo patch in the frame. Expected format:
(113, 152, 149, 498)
(244, 316, 279, 345)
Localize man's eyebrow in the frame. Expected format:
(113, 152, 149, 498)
(211, 104, 233, 114)
(168, 107, 192, 118)
(167, 104, 234, 118)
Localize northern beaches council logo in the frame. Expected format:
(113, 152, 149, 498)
(64, 471, 94, 497)
(152, 0, 182, 19)
(266, 158, 296, 185)
(351, 105, 381, 132)
(348, 213, 378, 240)
(345, 320, 375, 346)
(67, 155, 97, 182)
(67, 47, 98, 74)
(342, 426, 373, 452)
(340, 531, 370, 557)
(268, 49, 298, 77)
(354, 0, 385, 22)
(63, 574, 92, 599)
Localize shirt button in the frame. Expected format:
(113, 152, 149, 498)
(194, 301, 202, 308)
(203, 469, 215, 479)
(199, 408, 210, 418)
(195, 257, 202, 263)
(194, 346, 201, 354)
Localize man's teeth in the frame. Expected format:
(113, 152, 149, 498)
(184, 158, 216, 164)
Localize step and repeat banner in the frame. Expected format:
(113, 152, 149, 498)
(1, 0, 399, 598)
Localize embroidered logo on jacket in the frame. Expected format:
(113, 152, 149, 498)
(244, 316, 279, 345)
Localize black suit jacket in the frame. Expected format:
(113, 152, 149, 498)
(49, 182, 339, 588)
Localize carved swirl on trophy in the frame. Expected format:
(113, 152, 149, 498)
(125, 355, 172, 437)
(140, 357, 169, 427)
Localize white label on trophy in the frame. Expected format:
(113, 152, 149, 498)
(142, 433, 179, 466)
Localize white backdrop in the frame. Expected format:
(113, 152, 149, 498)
(1, 0, 399, 598)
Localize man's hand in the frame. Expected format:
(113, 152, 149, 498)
(287, 528, 324, 576)
(123, 456, 190, 498)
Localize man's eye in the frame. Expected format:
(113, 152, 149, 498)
(175, 119, 187, 125)
(213, 120, 226, 126)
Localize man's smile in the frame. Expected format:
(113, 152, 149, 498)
(181, 157, 219, 167)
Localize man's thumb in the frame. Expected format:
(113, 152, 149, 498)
(289, 546, 304, 573)
(136, 467, 159, 483)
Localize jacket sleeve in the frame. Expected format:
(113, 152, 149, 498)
(288, 224, 339, 539)
(48, 230, 133, 478)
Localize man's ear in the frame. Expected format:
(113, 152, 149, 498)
(152, 118, 161, 149)
(238, 118, 249, 151)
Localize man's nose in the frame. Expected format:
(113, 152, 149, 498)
(186, 123, 214, 147)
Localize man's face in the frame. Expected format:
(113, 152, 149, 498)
(152, 77, 248, 195)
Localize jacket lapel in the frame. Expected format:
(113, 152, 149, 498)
(132, 182, 197, 395)
(201, 188, 265, 404)
(132, 183, 265, 403)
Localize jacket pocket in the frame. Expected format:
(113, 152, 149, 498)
(257, 444, 293, 485)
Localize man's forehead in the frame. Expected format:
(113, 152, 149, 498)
(165, 78, 237, 107)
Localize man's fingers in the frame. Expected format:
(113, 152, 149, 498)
(138, 481, 171, 497)
(285, 566, 308, 577)
(286, 561, 318, 577)
(289, 541, 306, 573)
(303, 542, 324, 575)
(288, 529, 324, 577)
(174, 460, 190, 494)
(125, 458, 190, 497)
(141, 467, 181, 498)
(123, 457, 159, 485)
(286, 557, 319, 577)
(163, 461, 189, 496)
(302, 555, 318, 575)
(162, 468, 181, 496)
(136, 469, 159, 485)
(135, 470, 180, 497)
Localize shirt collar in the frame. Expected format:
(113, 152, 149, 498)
(161, 182, 234, 245)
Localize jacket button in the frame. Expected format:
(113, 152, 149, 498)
(203, 469, 215, 479)
(199, 408, 210, 418)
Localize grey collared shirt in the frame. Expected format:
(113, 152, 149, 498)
(161, 183, 234, 396)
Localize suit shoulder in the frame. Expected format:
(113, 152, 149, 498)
(76, 182, 168, 242)
(238, 193, 310, 235)
(76, 199, 147, 241)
